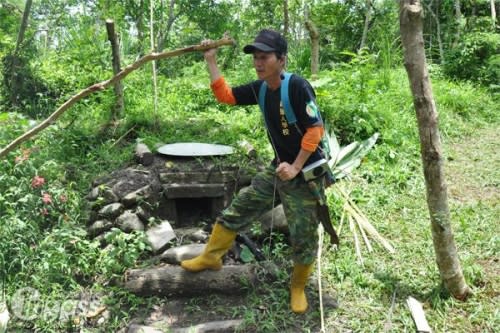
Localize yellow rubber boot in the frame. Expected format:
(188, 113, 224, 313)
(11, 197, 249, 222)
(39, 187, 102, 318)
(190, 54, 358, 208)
(290, 263, 314, 314)
(181, 223, 237, 272)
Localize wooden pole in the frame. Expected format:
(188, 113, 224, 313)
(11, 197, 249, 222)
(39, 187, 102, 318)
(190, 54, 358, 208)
(105, 19, 125, 120)
(0, 38, 235, 159)
(149, 0, 159, 127)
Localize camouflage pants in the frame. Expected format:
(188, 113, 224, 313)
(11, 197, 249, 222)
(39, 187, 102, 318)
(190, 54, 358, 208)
(218, 165, 324, 265)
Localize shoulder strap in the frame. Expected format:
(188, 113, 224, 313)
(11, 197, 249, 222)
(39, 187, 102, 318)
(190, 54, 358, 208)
(280, 72, 297, 124)
(257, 73, 297, 125)
(258, 80, 267, 115)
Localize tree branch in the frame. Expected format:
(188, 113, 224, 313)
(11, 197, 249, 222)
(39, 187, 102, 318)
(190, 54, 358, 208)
(0, 38, 235, 159)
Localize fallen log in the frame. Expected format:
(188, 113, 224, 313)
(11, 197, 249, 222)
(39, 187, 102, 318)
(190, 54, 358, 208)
(0, 37, 235, 159)
(124, 262, 278, 297)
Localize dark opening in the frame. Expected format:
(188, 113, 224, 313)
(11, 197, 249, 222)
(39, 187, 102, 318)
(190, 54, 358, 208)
(175, 197, 214, 226)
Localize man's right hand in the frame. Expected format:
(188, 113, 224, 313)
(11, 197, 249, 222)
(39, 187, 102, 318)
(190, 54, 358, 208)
(201, 39, 222, 82)
(201, 39, 218, 61)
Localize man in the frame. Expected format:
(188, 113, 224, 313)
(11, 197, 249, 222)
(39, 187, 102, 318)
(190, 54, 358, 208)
(181, 29, 327, 314)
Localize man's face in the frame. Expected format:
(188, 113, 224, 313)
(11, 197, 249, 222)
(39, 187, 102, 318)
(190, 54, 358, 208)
(253, 51, 284, 81)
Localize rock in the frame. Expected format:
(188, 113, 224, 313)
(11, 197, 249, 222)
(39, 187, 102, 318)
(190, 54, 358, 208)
(170, 319, 244, 333)
(87, 187, 100, 201)
(127, 319, 244, 333)
(93, 232, 108, 246)
(101, 187, 120, 204)
(189, 229, 209, 242)
(87, 186, 120, 205)
(121, 185, 152, 208)
(146, 221, 176, 253)
(135, 205, 151, 224)
(259, 204, 289, 233)
(127, 325, 163, 333)
(116, 211, 145, 232)
(159, 244, 205, 264)
(98, 203, 124, 220)
(88, 220, 114, 237)
(175, 227, 209, 242)
(87, 209, 99, 225)
(111, 168, 152, 199)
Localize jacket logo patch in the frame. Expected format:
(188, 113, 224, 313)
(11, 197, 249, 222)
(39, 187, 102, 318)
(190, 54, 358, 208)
(306, 101, 319, 119)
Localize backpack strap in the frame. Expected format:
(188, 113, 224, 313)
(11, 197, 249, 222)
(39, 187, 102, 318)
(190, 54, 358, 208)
(280, 72, 297, 124)
(258, 72, 297, 125)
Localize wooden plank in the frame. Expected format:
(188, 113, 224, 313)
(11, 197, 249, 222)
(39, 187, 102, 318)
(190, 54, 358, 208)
(163, 184, 225, 199)
(159, 171, 237, 184)
(406, 296, 432, 333)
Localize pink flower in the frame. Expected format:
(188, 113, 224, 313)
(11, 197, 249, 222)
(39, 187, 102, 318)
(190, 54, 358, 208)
(42, 192, 52, 204)
(31, 175, 45, 188)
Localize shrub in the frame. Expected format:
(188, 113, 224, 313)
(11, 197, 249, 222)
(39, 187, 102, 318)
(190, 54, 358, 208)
(443, 32, 500, 86)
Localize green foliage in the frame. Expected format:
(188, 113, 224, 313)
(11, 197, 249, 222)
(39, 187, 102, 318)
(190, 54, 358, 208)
(443, 32, 500, 86)
(314, 52, 398, 144)
(0, 3, 19, 57)
(1, 53, 56, 118)
(311, 0, 365, 61)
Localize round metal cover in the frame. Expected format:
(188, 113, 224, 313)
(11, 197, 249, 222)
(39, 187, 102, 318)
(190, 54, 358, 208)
(157, 142, 234, 157)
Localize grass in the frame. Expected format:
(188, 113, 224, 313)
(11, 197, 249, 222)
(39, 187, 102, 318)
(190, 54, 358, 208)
(0, 63, 498, 332)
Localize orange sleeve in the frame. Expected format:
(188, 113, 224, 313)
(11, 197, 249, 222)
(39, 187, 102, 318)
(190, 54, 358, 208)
(301, 126, 324, 152)
(210, 76, 236, 105)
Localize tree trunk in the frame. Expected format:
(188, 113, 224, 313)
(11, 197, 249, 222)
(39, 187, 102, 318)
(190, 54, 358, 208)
(304, 19, 320, 77)
(491, 0, 497, 29)
(10, 0, 33, 107)
(157, 0, 177, 52)
(136, 0, 145, 55)
(14, 0, 32, 55)
(423, 1, 445, 64)
(283, 0, 290, 38)
(453, 0, 462, 47)
(399, 0, 471, 300)
(123, 263, 278, 296)
(105, 20, 125, 120)
(359, 0, 371, 51)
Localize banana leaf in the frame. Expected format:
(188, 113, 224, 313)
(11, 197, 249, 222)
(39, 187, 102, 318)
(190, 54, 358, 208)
(328, 132, 379, 180)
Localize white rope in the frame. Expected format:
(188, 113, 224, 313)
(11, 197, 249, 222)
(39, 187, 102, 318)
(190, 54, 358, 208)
(268, 174, 278, 257)
(149, 0, 159, 126)
(317, 223, 326, 333)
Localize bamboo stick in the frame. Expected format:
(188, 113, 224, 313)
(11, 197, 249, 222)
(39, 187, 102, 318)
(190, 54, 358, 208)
(338, 187, 395, 253)
(349, 215, 363, 265)
(355, 205, 373, 252)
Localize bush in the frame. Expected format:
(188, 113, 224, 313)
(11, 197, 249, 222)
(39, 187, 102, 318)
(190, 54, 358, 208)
(1, 53, 56, 118)
(443, 32, 500, 86)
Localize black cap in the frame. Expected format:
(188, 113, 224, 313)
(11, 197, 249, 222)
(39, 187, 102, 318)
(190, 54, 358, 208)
(243, 29, 287, 55)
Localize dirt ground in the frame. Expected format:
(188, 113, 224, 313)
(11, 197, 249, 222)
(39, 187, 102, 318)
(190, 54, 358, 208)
(445, 126, 499, 204)
(445, 125, 500, 304)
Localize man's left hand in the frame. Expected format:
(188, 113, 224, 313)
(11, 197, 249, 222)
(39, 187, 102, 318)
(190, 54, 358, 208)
(276, 162, 300, 181)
